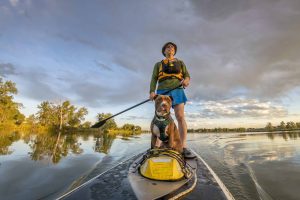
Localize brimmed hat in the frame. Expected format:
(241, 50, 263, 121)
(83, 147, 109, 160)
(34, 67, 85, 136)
(162, 42, 177, 56)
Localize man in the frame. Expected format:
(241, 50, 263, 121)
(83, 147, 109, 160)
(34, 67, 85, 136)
(149, 42, 195, 159)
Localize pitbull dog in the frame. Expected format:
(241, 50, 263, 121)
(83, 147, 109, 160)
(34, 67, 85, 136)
(150, 95, 183, 153)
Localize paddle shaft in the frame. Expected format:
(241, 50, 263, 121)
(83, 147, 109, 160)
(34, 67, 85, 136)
(100, 98, 150, 124)
(91, 84, 183, 128)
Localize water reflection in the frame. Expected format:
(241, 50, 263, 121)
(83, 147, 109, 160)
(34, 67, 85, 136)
(94, 133, 115, 154)
(0, 130, 141, 164)
(27, 132, 83, 164)
(267, 131, 300, 141)
(0, 132, 21, 155)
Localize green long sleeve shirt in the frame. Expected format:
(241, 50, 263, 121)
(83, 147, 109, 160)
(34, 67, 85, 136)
(149, 59, 190, 93)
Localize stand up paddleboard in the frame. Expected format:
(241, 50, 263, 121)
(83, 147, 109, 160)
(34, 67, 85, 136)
(57, 149, 234, 200)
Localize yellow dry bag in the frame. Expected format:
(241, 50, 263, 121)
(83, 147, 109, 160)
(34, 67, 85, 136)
(139, 149, 187, 181)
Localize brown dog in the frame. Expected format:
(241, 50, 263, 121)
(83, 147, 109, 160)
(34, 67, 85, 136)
(150, 95, 183, 153)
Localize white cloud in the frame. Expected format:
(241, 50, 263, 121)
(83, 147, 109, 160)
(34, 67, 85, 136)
(1, 0, 300, 127)
(187, 98, 288, 119)
(9, 0, 19, 7)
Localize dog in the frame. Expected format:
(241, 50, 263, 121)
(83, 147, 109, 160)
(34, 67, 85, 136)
(150, 95, 183, 153)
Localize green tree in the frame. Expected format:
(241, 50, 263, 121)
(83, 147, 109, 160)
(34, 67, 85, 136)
(134, 126, 142, 132)
(26, 114, 37, 125)
(96, 113, 117, 130)
(265, 122, 273, 132)
(286, 121, 296, 130)
(36, 100, 88, 128)
(68, 107, 88, 127)
(0, 78, 24, 126)
(122, 123, 135, 131)
(80, 121, 92, 128)
(290, 121, 296, 130)
(37, 101, 54, 126)
(279, 121, 286, 130)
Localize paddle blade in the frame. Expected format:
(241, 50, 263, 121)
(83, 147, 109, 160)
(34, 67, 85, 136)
(91, 120, 107, 128)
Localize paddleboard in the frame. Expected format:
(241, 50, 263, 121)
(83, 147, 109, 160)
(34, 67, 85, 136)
(56, 149, 234, 200)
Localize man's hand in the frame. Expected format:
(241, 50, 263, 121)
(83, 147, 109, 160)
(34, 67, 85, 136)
(149, 92, 156, 101)
(182, 78, 190, 88)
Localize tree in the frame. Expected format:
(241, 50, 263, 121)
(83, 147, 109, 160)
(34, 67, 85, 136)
(122, 123, 135, 131)
(37, 101, 54, 126)
(36, 100, 88, 128)
(134, 126, 142, 132)
(265, 122, 273, 132)
(80, 121, 92, 128)
(0, 78, 24, 126)
(96, 113, 117, 130)
(286, 121, 296, 130)
(290, 122, 296, 130)
(279, 121, 286, 130)
(68, 107, 88, 127)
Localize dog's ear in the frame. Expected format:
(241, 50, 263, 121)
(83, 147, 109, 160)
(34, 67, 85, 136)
(167, 95, 173, 105)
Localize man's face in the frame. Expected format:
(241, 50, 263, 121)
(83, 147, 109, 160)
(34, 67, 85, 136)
(164, 44, 175, 56)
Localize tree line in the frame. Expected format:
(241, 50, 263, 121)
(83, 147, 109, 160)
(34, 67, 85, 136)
(0, 77, 141, 133)
(265, 121, 300, 132)
(188, 121, 300, 133)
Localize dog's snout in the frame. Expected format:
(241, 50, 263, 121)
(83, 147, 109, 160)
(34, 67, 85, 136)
(160, 101, 169, 108)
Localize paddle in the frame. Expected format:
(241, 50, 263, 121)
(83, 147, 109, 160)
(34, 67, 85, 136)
(91, 84, 183, 128)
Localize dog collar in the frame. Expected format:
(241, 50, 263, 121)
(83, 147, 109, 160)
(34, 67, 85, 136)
(155, 111, 170, 121)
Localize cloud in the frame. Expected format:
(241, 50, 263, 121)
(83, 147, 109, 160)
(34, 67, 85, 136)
(187, 98, 288, 119)
(94, 60, 112, 71)
(9, 0, 19, 7)
(0, 63, 17, 77)
(1, 64, 66, 102)
(120, 115, 150, 120)
(255, 61, 300, 97)
(190, 0, 252, 21)
(19, 70, 65, 101)
(178, 0, 300, 101)
(1, 0, 300, 111)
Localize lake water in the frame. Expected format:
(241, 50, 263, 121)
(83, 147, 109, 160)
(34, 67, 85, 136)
(0, 131, 300, 200)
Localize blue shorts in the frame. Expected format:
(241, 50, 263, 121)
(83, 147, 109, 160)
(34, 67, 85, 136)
(156, 88, 187, 108)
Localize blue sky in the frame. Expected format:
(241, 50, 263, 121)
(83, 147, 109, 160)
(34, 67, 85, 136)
(1, 0, 300, 130)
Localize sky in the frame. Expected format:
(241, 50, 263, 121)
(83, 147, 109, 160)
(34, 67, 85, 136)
(1, 0, 300, 130)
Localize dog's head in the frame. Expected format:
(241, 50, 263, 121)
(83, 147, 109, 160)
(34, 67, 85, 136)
(155, 95, 173, 117)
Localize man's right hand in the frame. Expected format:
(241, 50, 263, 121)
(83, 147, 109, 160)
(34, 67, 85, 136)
(149, 92, 156, 101)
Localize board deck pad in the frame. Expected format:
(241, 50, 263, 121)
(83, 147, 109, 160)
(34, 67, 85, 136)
(57, 150, 230, 200)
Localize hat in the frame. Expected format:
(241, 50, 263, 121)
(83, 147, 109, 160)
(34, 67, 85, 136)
(162, 42, 177, 56)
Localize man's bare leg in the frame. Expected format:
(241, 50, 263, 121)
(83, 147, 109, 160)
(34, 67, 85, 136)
(174, 103, 187, 148)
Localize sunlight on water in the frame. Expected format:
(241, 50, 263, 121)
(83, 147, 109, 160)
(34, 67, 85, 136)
(190, 132, 300, 200)
(1, 131, 300, 200)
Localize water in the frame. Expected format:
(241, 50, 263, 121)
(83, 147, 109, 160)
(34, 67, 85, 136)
(0, 132, 150, 200)
(0, 131, 300, 200)
(189, 132, 300, 200)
